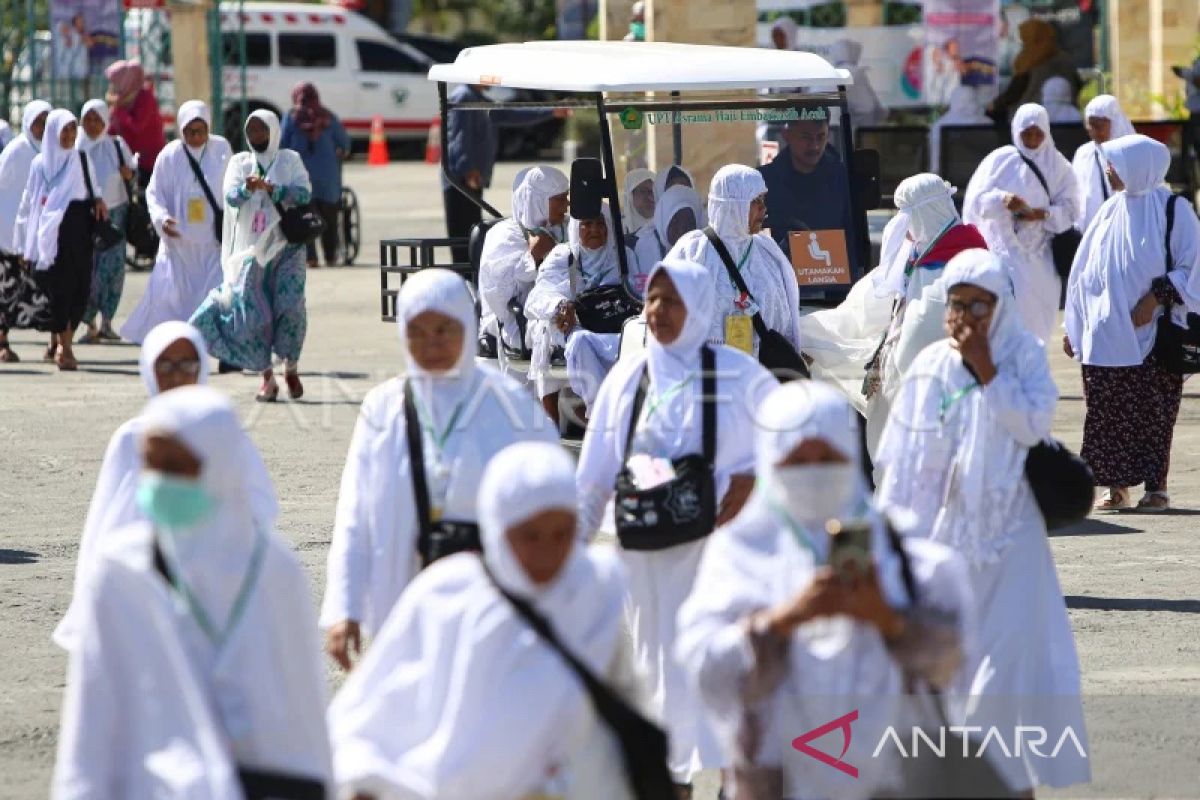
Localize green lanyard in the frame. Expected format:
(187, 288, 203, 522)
(411, 390, 467, 455)
(641, 373, 695, 422)
(160, 527, 267, 651)
(904, 221, 955, 278)
(939, 382, 980, 422)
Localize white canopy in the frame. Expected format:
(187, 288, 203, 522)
(427, 40, 852, 94)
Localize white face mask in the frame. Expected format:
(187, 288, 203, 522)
(772, 463, 858, 527)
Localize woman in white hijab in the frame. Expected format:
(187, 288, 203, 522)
(930, 86, 991, 173)
(121, 99, 232, 346)
(623, 167, 656, 238)
(320, 268, 556, 671)
(963, 103, 1081, 341)
(0, 99, 52, 361)
(53, 320, 279, 651)
(632, 185, 705, 297)
(190, 109, 312, 402)
(677, 382, 974, 800)
(877, 249, 1090, 793)
(329, 440, 645, 800)
(1041, 76, 1083, 124)
(525, 203, 632, 422)
(17, 108, 105, 371)
(478, 164, 570, 361)
(830, 39, 886, 130)
(77, 98, 137, 343)
(668, 165, 802, 362)
(576, 258, 776, 790)
(653, 163, 695, 201)
(53, 385, 332, 799)
(1065, 135, 1200, 512)
(1071, 94, 1136, 233)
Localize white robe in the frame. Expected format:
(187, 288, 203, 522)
(577, 343, 777, 780)
(319, 366, 558, 636)
(478, 218, 550, 354)
(0, 135, 40, 254)
(53, 523, 332, 799)
(121, 138, 232, 344)
(78, 132, 136, 209)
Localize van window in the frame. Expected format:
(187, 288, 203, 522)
(222, 32, 271, 67)
(279, 33, 336, 68)
(356, 40, 424, 73)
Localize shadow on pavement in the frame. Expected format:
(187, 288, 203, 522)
(1051, 518, 1141, 536)
(0, 550, 40, 565)
(1065, 596, 1200, 613)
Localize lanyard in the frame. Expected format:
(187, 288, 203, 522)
(768, 494, 873, 563)
(159, 527, 267, 651)
(41, 154, 75, 194)
(939, 381, 980, 422)
(729, 240, 754, 309)
(904, 220, 955, 277)
(411, 389, 467, 455)
(641, 372, 695, 422)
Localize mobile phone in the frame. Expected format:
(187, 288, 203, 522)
(826, 519, 873, 584)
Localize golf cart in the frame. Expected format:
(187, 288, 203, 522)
(380, 40, 881, 428)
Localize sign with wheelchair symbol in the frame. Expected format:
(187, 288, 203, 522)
(789, 229, 851, 286)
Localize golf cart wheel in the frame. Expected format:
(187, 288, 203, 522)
(341, 186, 361, 265)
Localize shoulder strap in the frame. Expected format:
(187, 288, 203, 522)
(567, 249, 578, 298)
(702, 226, 772, 340)
(700, 345, 716, 466)
(403, 380, 435, 558)
(1017, 152, 1051, 199)
(183, 147, 221, 217)
(1093, 149, 1110, 202)
(622, 366, 651, 462)
(883, 518, 918, 607)
(79, 151, 96, 202)
(1166, 193, 1180, 274)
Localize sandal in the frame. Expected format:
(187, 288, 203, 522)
(43, 345, 58, 363)
(0, 345, 20, 363)
(55, 352, 78, 371)
(284, 370, 304, 400)
(97, 325, 121, 342)
(255, 377, 279, 403)
(1094, 487, 1131, 512)
(1135, 491, 1170, 513)
(77, 326, 100, 345)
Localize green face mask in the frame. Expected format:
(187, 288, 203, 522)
(137, 472, 215, 531)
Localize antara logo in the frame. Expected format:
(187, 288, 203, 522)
(791, 709, 859, 778)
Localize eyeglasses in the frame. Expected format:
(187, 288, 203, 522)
(947, 298, 995, 319)
(154, 358, 202, 377)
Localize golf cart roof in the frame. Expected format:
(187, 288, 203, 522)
(427, 40, 852, 93)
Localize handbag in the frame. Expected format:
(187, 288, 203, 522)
(183, 146, 225, 244)
(1018, 153, 1081, 280)
(79, 152, 123, 251)
(505, 297, 534, 360)
(1153, 194, 1200, 374)
(274, 198, 325, 245)
(404, 380, 482, 567)
(569, 251, 641, 334)
(703, 227, 810, 381)
(118, 140, 158, 254)
(614, 346, 717, 551)
(482, 564, 677, 800)
(1024, 439, 1095, 530)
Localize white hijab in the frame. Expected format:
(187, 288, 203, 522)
(0, 100, 51, 254)
(76, 99, 111, 155)
(622, 168, 655, 233)
(513, 165, 569, 234)
(329, 441, 627, 799)
(398, 267, 479, 421)
(706, 164, 765, 247)
(567, 202, 621, 290)
(877, 249, 1054, 566)
(873, 173, 960, 299)
(1041, 76, 1082, 123)
(769, 16, 799, 50)
(24, 109, 93, 271)
(939, 86, 989, 126)
(653, 185, 705, 249)
(246, 107, 282, 171)
(177, 99, 211, 160)
(1083, 94, 1135, 139)
(653, 164, 695, 200)
(1066, 134, 1200, 366)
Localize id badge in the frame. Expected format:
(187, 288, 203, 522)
(724, 314, 754, 354)
(251, 210, 268, 235)
(186, 196, 207, 225)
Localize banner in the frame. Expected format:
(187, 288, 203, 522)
(792, 26, 926, 109)
(49, 0, 121, 79)
(1018, 0, 1097, 71)
(923, 0, 1001, 106)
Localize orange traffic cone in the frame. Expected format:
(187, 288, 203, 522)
(367, 115, 389, 166)
(424, 118, 442, 165)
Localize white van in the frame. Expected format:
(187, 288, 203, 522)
(124, 3, 438, 143)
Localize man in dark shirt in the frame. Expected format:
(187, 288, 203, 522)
(757, 110, 853, 258)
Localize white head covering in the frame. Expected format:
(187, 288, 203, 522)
(769, 16, 799, 50)
(77, 99, 111, 154)
(653, 164, 695, 201)
(707, 165, 766, 245)
(138, 321, 212, 396)
(1040, 77, 1081, 123)
(942, 86, 986, 123)
(622, 167, 656, 232)
(567, 201, 620, 289)
(140, 385, 278, 632)
(872, 174, 959, 299)
(653, 185, 705, 248)
(177, 100, 211, 158)
(512, 165, 569, 232)
(245, 108, 281, 170)
(24, 109, 91, 270)
(478, 441, 579, 598)
(1103, 133, 1168, 198)
(22, 99, 51, 151)
(828, 39, 862, 67)
(1083, 94, 1135, 140)
(1010, 103, 1056, 169)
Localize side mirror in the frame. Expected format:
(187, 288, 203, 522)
(853, 148, 882, 211)
(570, 157, 605, 219)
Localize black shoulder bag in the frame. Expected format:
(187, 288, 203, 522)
(79, 152, 123, 250)
(183, 147, 224, 244)
(1018, 153, 1082, 280)
(570, 250, 641, 334)
(252, 160, 324, 246)
(118, 140, 158, 254)
(614, 346, 717, 550)
(481, 563, 676, 800)
(1153, 194, 1200, 374)
(404, 380, 482, 567)
(1024, 438, 1095, 531)
(703, 226, 810, 381)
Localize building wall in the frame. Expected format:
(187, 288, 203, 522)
(1112, 0, 1199, 117)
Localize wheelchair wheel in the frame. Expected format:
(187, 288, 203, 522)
(341, 186, 361, 265)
